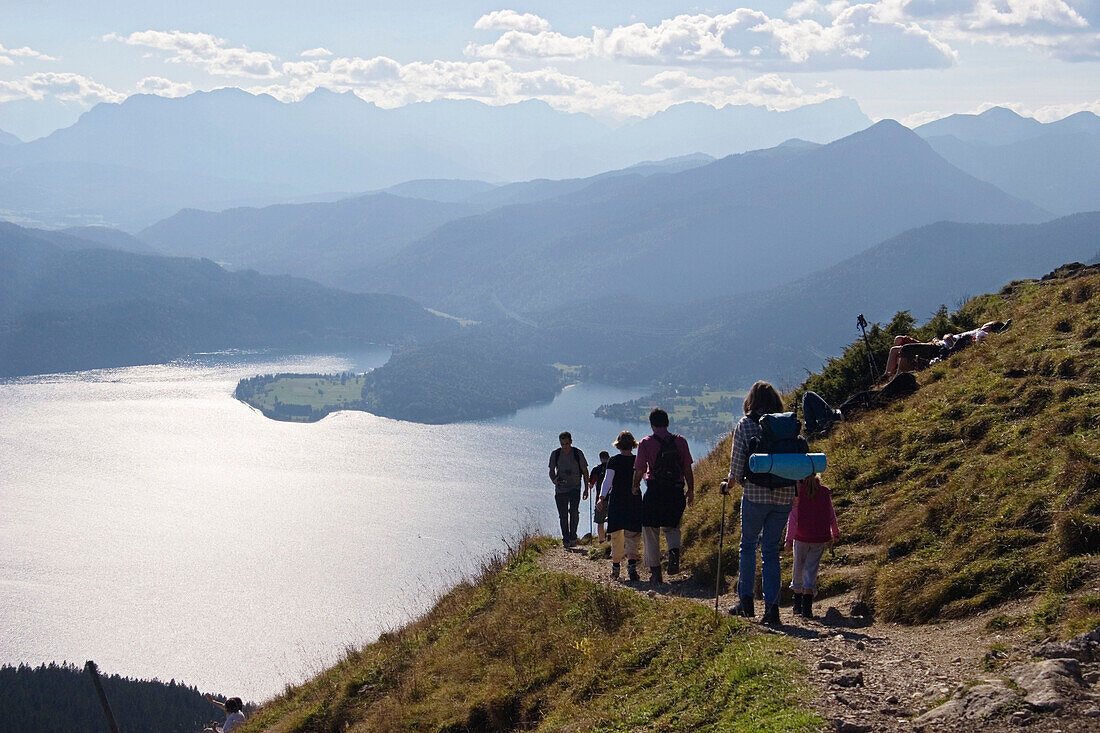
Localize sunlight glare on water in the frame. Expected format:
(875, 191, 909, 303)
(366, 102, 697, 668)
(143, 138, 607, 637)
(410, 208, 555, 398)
(0, 350, 651, 701)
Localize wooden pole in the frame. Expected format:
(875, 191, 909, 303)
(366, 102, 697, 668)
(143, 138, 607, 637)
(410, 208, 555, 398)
(85, 660, 121, 733)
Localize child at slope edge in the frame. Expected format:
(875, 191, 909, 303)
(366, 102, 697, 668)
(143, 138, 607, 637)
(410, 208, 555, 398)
(785, 474, 840, 620)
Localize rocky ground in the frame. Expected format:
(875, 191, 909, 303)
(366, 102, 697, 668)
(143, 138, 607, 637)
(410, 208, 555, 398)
(540, 543, 1100, 732)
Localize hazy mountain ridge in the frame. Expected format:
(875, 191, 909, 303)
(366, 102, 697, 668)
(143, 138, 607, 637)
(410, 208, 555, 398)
(924, 132, 1100, 215)
(14, 90, 869, 188)
(362, 120, 1049, 319)
(0, 224, 458, 377)
(136, 153, 723, 291)
(916, 106, 1100, 215)
(140, 192, 485, 286)
(0, 89, 871, 230)
(0, 159, 298, 230)
(915, 106, 1100, 144)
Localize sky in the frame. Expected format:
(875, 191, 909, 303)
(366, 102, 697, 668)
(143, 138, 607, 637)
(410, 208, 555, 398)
(1, 0, 1099, 139)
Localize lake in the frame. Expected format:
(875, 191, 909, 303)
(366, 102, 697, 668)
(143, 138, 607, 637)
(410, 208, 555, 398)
(0, 350, 700, 702)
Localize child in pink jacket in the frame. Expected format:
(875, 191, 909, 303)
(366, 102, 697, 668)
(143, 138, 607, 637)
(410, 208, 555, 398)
(785, 474, 840, 619)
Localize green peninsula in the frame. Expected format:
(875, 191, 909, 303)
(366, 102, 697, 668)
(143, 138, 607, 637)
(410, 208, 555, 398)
(235, 335, 568, 423)
(235, 373, 368, 422)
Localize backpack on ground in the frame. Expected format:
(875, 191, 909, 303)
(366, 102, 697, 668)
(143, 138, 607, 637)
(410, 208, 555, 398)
(744, 412, 809, 489)
(652, 435, 684, 486)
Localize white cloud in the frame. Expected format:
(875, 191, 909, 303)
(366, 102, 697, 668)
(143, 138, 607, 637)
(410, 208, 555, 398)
(300, 47, 334, 58)
(466, 30, 595, 59)
(473, 10, 553, 33)
(0, 72, 124, 104)
(967, 0, 1088, 29)
(465, 9, 958, 69)
(105, 30, 280, 77)
(851, 0, 1100, 60)
(0, 42, 58, 64)
(135, 76, 194, 97)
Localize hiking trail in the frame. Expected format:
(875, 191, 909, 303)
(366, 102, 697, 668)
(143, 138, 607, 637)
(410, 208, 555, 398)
(541, 543, 1100, 732)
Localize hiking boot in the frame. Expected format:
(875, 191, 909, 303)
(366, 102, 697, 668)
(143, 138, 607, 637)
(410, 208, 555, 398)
(792, 593, 804, 616)
(802, 595, 814, 620)
(729, 596, 755, 618)
(667, 547, 680, 575)
(611, 563, 621, 579)
(649, 567, 663, 585)
(627, 560, 640, 581)
(762, 604, 781, 626)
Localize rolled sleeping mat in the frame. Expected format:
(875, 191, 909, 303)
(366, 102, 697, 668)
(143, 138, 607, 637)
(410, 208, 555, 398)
(748, 453, 827, 481)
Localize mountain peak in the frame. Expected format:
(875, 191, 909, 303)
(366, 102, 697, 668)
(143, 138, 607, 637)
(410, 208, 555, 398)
(978, 106, 1028, 121)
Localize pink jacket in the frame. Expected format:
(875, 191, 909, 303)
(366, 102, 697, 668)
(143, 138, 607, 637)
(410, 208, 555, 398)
(786, 480, 840, 544)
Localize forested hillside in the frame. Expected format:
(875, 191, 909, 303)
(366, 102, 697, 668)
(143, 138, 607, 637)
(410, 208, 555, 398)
(0, 662, 225, 733)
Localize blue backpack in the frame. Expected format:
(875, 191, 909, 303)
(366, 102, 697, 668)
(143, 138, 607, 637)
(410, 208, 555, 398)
(743, 412, 809, 489)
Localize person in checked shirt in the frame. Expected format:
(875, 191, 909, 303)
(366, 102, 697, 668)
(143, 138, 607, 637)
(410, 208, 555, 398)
(720, 380, 794, 626)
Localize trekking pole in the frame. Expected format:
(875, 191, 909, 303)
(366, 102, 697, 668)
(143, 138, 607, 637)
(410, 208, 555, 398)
(589, 490, 593, 540)
(85, 661, 120, 733)
(857, 314, 879, 383)
(714, 490, 728, 624)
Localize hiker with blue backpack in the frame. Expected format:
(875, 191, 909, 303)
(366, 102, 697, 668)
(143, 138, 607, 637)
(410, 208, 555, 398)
(633, 408, 694, 584)
(720, 381, 805, 626)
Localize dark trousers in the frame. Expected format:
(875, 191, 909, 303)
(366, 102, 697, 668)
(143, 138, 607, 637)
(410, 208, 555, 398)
(555, 489, 581, 541)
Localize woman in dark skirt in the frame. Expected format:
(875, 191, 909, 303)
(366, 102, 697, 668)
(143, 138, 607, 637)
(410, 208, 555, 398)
(596, 430, 644, 581)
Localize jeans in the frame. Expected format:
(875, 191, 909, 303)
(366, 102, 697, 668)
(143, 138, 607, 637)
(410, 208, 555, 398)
(555, 489, 581, 541)
(801, 390, 841, 434)
(791, 540, 827, 594)
(738, 497, 792, 604)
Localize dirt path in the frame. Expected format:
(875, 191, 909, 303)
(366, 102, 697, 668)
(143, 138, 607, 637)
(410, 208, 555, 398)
(540, 543, 1100, 732)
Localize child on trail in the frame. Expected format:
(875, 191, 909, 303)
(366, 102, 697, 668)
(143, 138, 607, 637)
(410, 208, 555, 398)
(203, 694, 246, 733)
(785, 474, 840, 619)
(597, 432, 644, 581)
(586, 450, 611, 542)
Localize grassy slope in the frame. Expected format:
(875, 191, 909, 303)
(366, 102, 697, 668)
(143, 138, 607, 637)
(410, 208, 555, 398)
(243, 539, 820, 733)
(679, 265, 1100, 628)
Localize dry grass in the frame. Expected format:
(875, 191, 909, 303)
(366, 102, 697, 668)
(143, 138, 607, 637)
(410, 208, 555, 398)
(242, 535, 820, 732)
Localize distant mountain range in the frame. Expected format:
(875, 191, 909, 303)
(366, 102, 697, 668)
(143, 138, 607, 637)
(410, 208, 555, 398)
(141, 193, 484, 283)
(356, 120, 1049, 318)
(915, 106, 1100, 144)
(0, 223, 457, 377)
(916, 107, 1100, 215)
(138, 153, 716, 286)
(0, 128, 19, 146)
(0, 89, 871, 229)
